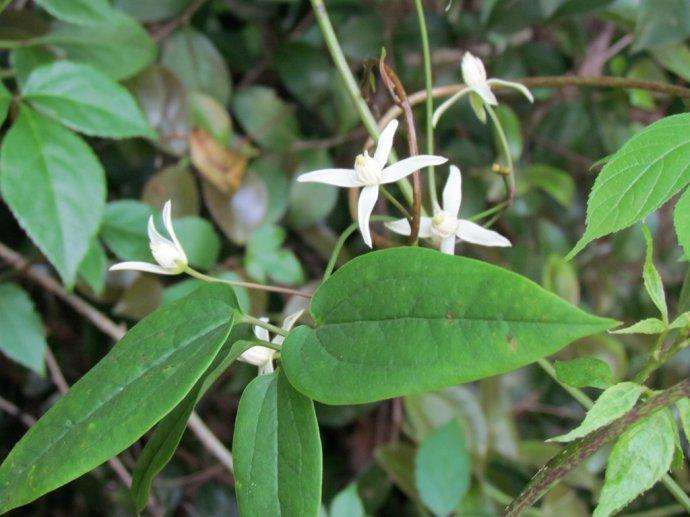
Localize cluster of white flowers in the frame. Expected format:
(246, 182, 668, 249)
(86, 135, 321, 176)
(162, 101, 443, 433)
(239, 310, 303, 375)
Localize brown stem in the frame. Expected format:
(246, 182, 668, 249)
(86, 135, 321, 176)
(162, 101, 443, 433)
(378, 57, 422, 244)
(506, 378, 690, 516)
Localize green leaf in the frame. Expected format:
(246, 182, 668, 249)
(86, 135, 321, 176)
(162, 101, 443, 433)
(492, 104, 522, 161)
(549, 382, 645, 442)
(642, 226, 668, 322)
(114, 0, 192, 23)
(330, 483, 366, 517)
(101, 200, 153, 262)
(0, 284, 238, 513)
(161, 28, 232, 105)
(233, 369, 322, 516)
(173, 216, 221, 270)
(677, 398, 690, 441)
(78, 238, 107, 295)
(0, 82, 10, 126)
(288, 150, 338, 229)
(131, 336, 252, 512)
(374, 442, 420, 502)
(567, 114, 690, 259)
(40, 13, 156, 81)
(414, 420, 471, 516)
(611, 318, 667, 335)
(34, 0, 112, 25)
(674, 188, 690, 259)
(594, 409, 677, 517)
(22, 61, 155, 139)
(232, 86, 300, 151)
(633, 0, 690, 51)
(554, 357, 613, 389)
(669, 311, 690, 330)
(163, 272, 250, 313)
(10, 47, 56, 89)
(542, 254, 580, 305)
(0, 106, 106, 287)
(282, 247, 617, 405)
(469, 92, 487, 124)
(245, 224, 304, 285)
(523, 164, 575, 207)
(0, 283, 46, 375)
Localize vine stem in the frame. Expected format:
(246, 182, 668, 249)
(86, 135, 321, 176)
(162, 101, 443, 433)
(532, 359, 690, 515)
(239, 314, 288, 337)
(308, 0, 414, 205)
(185, 267, 311, 298)
(485, 103, 516, 203)
(413, 0, 437, 208)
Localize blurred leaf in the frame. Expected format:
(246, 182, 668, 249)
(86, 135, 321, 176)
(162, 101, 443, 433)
(650, 43, 690, 82)
(549, 382, 645, 443)
(142, 165, 200, 217)
(163, 272, 250, 312)
(626, 59, 666, 110)
(674, 188, 690, 259)
(0, 284, 237, 512)
(10, 47, 56, 88)
(34, 0, 111, 25)
(330, 483, 366, 517)
(523, 164, 575, 208)
(101, 200, 153, 261)
(251, 156, 289, 224)
(190, 129, 247, 194)
(78, 238, 108, 296)
(594, 409, 677, 517)
(541, 484, 588, 517)
(677, 398, 690, 441)
(189, 92, 232, 144)
(276, 42, 331, 109)
(554, 357, 613, 389)
(22, 61, 155, 139)
(114, 0, 193, 22)
(670, 311, 690, 330)
(232, 86, 300, 151)
(0, 106, 106, 287)
(568, 114, 690, 259)
(0, 82, 10, 126)
(492, 104, 522, 161)
(288, 149, 339, 229)
(634, 0, 690, 51)
(642, 226, 668, 322)
(245, 224, 304, 285)
(173, 216, 221, 270)
(374, 442, 420, 502)
(161, 27, 231, 105)
(113, 275, 163, 320)
(0, 283, 46, 375)
(611, 318, 667, 335)
(542, 254, 580, 305)
(415, 420, 471, 516)
(40, 13, 156, 81)
(233, 369, 322, 516)
(128, 64, 190, 156)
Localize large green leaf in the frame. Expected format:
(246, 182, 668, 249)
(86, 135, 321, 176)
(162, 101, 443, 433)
(233, 369, 322, 516)
(414, 420, 471, 516)
(0, 283, 46, 375)
(675, 188, 690, 259)
(282, 247, 616, 405)
(594, 409, 677, 517)
(22, 61, 155, 139)
(0, 284, 238, 513)
(34, 0, 112, 25)
(0, 106, 106, 287)
(567, 114, 690, 259)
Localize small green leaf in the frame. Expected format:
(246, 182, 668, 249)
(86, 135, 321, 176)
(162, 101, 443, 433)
(0, 284, 238, 513)
(188, 92, 232, 144)
(22, 61, 155, 139)
(161, 27, 232, 105)
(0, 106, 106, 287)
(34, 0, 112, 25)
(101, 200, 153, 262)
(414, 420, 471, 516)
(469, 92, 487, 123)
(594, 409, 677, 517)
(78, 238, 107, 295)
(611, 318, 667, 335)
(375, 442, 420, 502)
(674, 188, 690, 259)
(669, 311, 690, 330)
(282, 248, 617, 405)
(245, 224, 304, 285)
(542, 254, 580, 305)
(549, 382, 645, 443)
(0, 82, 11, 126)
(330, 483, 366, 517)
(554, 357, 613, 389)
(523, 164, 575, 208)
(567, 114, 690, 259)
(0, 283, 46, 375)
(173, 216, 221, 270)
(232, 86, 300, 151)
(642, 226, 668, 322)
(233, 369, 322, 516)
(677, 398, 690, 441)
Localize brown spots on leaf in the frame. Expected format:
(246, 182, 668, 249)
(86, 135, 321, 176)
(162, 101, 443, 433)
(506, 333, 518, 352)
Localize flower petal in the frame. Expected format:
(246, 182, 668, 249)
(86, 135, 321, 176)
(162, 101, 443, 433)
(272, 309, 305, 345)
(109, 261, 174, 275)
(373, 119, 398, 167)
(456, 220, 511, 247)
(432, 87, 470, 127)
(385, 217, 433, 238)
(162, 199, 185, 254)
(239, 345, 273, 367)
(439, 236, 456, 255)
(380, 155, 448, 184)
(147, 216, 169, 248)
(443, 165, 462, 217)
(253, 318, 270, 342)
(296, 169, 360, 187)
(471, 84, 498, 106)
(461, 52, 488, 86)
(487, 78, 534, 103)
(358, 185, 379, 248)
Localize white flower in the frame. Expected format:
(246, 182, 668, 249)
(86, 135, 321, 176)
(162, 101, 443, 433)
(432, 52, 534, 126)
(239, 310, 304, 375)
(296, 120, 447, 248)
(385, 165, 511, 255)
(109, 200, 188, 275)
